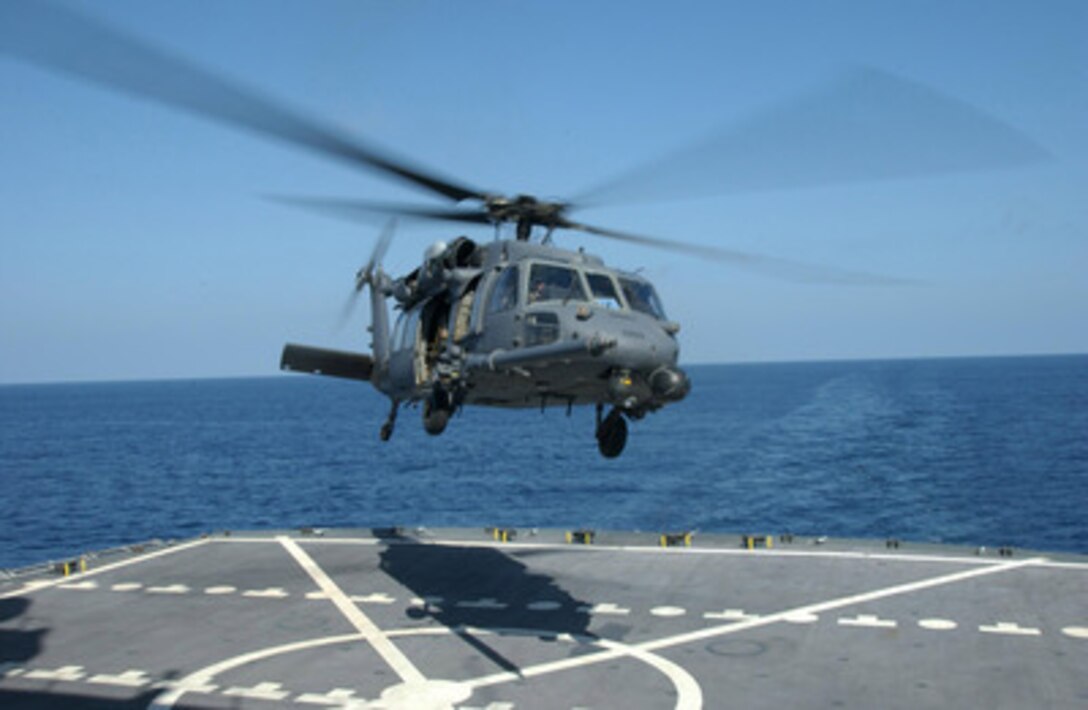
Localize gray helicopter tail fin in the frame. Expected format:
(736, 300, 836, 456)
(368, 271, 391, 370)
(360, 219, 396, 370)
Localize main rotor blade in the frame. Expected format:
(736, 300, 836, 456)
(0, 2, 486, 203)
(268, 195, 493, 226)
(561, 219, 915, 285)
(574, 67, 1047, 206)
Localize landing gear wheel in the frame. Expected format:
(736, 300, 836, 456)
(422, 390, 451, 436)
(596, 408, 628, 458)
(380, 422, 394, 441)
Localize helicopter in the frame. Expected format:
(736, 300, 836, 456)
(2, 3, 1045, 457)
(281, 214, 691, 458)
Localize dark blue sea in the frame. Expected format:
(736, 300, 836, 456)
(1, 356, 1085, 568)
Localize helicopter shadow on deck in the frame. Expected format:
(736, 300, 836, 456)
(373, 529, 626, 675)
(1, 597, 156, 709)
(1, 597, 43, 672)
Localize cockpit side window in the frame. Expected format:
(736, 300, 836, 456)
(394, 308, 421, 351)
(527, 263, 588, 304)
(454, 275, 481, 342)
(586, 272, 622, 309)
(485, 265, 519, 315)
(392, 312, 406, 350)
(619, 277, 667, 320)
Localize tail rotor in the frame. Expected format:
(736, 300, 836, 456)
(338, 218, 396, 331)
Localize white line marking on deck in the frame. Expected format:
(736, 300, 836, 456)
(210, 534, 1046, 568)
(783, 612, 819, 624)
(58, 581, 98, 590)
(582, 602, 630, 616)
(1030, 560, 1088, 571)
(1061, 626, 1088, 639)
(650, 606, 686, 617)
(148, 626, 697, 710)
(151, 678, 219, 694)
(146, 584, 189, 595)
(223, 681, 290, 700)
(212, 536, 383, 546)
(276, 536, 426, 685)
(458, 632, 702, 710)
(838, 614, 897, 629)
(150, 634, 362, 708)
(21, 581, 53, 590)
(204, 586, 235, 595)
(595, 638, 703, 710)
(640, 558, 1044, 653)
(351, 592, 396, 604)
(111, 583, 143, 592)
(243, 587, 288, 599)
(376, 679, 471, 707)
(0, 538, 211, 600)
(703, 609, 757, 621)
(25, 666, 85, 681)
(88, 670, 151, 687)
(463, 557, 1042, 696)
(979, 622, 1041, 636)
(296, 687, 366, 705)
(919, 618, 958, 630)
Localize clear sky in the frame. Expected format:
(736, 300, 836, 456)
(1, 0, 1085, 383)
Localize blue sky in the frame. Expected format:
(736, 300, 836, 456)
(1, 0, 1085, 383)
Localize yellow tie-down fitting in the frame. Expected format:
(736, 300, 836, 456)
(659, 532, 693, 548)
(488, 527, 516, 543)
(55, 556, 88, 576)
(565, 529, 595, 545)
(742, 534, 774, 550)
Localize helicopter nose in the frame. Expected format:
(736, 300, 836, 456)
(650, 365, 690, 402)
(604, 322, 679, 370)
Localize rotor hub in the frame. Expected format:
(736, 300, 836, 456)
(483, 194, 569, 239)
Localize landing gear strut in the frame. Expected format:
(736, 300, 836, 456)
(380, 399, 399, 441)
(423, 387, 452, 436)
(595, 404, 628, 458)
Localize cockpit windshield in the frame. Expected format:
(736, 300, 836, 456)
(527, 263, 588, 304)
(619, 277, 667, 320)
(585, 272, 623, 309)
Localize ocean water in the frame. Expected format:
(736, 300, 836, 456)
(1, 355, 1085, 568)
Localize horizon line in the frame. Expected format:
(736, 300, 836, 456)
(2, 350, 1084, 388)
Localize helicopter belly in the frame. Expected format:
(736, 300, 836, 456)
(462, 361, 612, 408)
